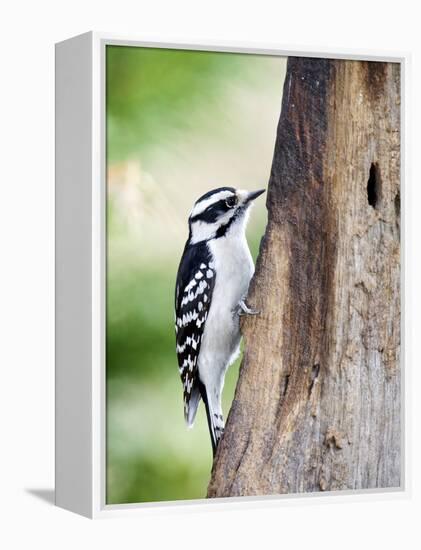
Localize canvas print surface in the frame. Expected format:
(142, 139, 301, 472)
(106, 46, 401, 504)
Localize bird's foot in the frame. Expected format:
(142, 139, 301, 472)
(238, 299, 260, 316)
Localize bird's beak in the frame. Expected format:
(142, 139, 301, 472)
(246, 189, 266, 203)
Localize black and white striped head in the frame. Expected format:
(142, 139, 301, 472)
(188, 187, 265, 244)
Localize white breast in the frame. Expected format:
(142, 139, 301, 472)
(198, 224, 254, 392)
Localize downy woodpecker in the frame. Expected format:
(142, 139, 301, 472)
(175, 187, 265, 455)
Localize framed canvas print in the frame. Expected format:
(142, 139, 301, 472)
(55, 32, 407, 518)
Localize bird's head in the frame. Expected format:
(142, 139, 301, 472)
(188, 186, 265, 244)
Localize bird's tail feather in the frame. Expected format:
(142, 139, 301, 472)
(198, 380, 224, 457)
(186, 382, 201, 427)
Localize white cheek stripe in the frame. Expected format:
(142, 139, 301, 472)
(189, 209, 236, 244)
(189, 220, 218, 244)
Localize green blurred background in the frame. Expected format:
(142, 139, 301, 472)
(106, 45, 286, 504)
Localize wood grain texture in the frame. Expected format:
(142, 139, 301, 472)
(208, 57, 401, 497)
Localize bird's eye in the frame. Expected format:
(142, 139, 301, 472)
(225, 196, 237, 208)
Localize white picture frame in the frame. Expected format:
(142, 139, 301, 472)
(55, 31, 409, 518)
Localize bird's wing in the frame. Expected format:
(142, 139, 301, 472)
(175, 241, 216, 423)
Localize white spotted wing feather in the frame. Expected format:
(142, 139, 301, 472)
(175, 245, 216, 425)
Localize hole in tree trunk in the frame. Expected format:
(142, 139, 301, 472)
(282, 375, 290, 397)
(367, 163, 381, 208)
(308, 364, 320, 397)
(394, 191, 400, 218)
(394, 191, 400, 237)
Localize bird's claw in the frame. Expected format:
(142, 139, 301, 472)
(238, 299, 260, 316)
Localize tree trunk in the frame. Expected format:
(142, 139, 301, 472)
(208, 57, 401, 497)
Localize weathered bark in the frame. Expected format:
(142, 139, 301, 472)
(208, 58, 401, 497)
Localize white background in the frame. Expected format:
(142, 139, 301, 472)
(0, 0, 419, 548)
